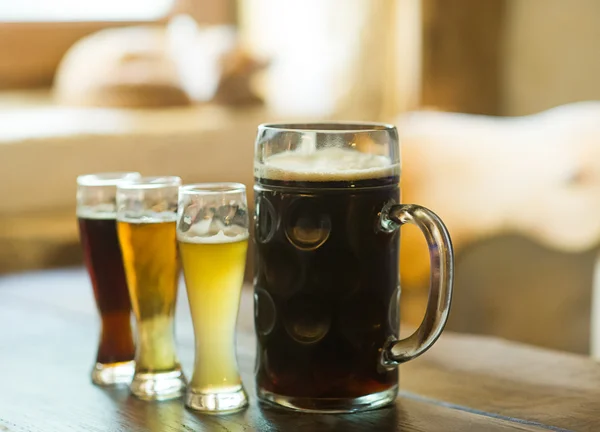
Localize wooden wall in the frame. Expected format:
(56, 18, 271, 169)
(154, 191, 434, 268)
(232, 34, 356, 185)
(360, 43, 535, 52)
(421, 0, 506, 115)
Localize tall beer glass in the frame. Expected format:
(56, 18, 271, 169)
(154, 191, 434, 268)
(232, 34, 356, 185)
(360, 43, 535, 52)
(116, 176, 186, 401)
(253, 123, 454, 413)
(177, 183, 249, 413)
(77, 172, 139, 386)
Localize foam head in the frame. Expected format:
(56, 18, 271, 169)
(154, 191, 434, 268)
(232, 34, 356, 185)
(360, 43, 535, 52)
(178, 218, 248, 243)
(255, 147, 399, 182)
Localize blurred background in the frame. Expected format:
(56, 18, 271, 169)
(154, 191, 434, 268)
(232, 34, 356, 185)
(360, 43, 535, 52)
(0, 0, 599, 355)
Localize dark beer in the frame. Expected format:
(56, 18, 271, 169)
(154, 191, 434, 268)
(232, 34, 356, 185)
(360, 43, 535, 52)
(78, 216, 135, 365)
(254, 148, 401, 399)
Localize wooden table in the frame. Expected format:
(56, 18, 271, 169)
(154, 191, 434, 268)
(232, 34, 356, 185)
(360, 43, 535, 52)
(1, 268, 599, 431)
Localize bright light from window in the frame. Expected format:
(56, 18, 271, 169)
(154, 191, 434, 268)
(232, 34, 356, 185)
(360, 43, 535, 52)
(0, 0, 174, 22)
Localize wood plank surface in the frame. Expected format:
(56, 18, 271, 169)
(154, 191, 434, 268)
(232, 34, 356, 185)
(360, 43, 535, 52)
(0, 268, 597, 431)
(402, 334, 600, 431)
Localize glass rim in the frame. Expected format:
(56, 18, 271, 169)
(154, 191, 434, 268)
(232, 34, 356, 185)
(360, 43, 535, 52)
(117, 176, 182, 190)
(258, 121, 396, 134)
(76, 172, 141, 187)
(180, 182, 246, 195)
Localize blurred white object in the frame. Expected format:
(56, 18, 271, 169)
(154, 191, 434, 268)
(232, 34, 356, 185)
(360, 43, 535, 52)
(398, 102, 600, 253)
(54, 15, 258, 107)
(396, 101, 600, 357)
(241, 0, 356, 116)
(166, 16, 237, 102)
(239, 0, 420, 119)
(53, 25, 191, 107)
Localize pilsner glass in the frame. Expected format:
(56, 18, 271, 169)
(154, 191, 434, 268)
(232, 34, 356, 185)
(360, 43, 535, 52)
(177, 183, 249, 413)
(77, 172, 140, 386)
(253, 123, 454, 413)
(116, 176, 186, 401)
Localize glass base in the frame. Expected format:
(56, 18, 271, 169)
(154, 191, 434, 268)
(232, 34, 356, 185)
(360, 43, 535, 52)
(257, 385, 398, 413)
(130, 369, 186, 401)
(186, 387, 248, 414)
(91, 361, 135, 386)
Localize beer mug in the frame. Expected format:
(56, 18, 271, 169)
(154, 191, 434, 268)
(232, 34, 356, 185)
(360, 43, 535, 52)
(253, 123, 453, 413)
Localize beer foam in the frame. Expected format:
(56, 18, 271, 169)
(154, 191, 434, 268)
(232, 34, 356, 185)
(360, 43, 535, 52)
(180, 230, 249, 244)
(255, 147, 399, 182)
(118, 212, 178, 224)
(77, 205, 116, 219)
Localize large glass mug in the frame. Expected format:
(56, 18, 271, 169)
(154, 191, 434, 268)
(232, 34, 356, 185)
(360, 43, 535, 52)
(253, 123, 453, 413)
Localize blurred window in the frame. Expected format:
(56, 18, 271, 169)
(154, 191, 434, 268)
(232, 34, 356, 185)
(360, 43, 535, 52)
(0, 0, 174, 22)
(0, 0, 243, 90)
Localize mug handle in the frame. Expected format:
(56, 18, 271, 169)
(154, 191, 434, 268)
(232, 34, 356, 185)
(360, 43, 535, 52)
(380, 203, 454, 365)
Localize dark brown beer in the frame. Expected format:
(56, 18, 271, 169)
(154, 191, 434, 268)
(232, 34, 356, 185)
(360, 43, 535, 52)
(79, 217, 135, 364)
(254, 175, 400, 399)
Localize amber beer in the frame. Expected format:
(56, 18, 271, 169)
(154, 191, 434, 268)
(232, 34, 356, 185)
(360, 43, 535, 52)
(116, 199, 186, 401)
(118, 218, 180, 372)
(179, 233, 248, 394)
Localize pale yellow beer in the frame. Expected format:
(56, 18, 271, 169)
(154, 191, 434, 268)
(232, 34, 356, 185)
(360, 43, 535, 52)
(118, 219, 181, 373)
(179, 233, 248, 393)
